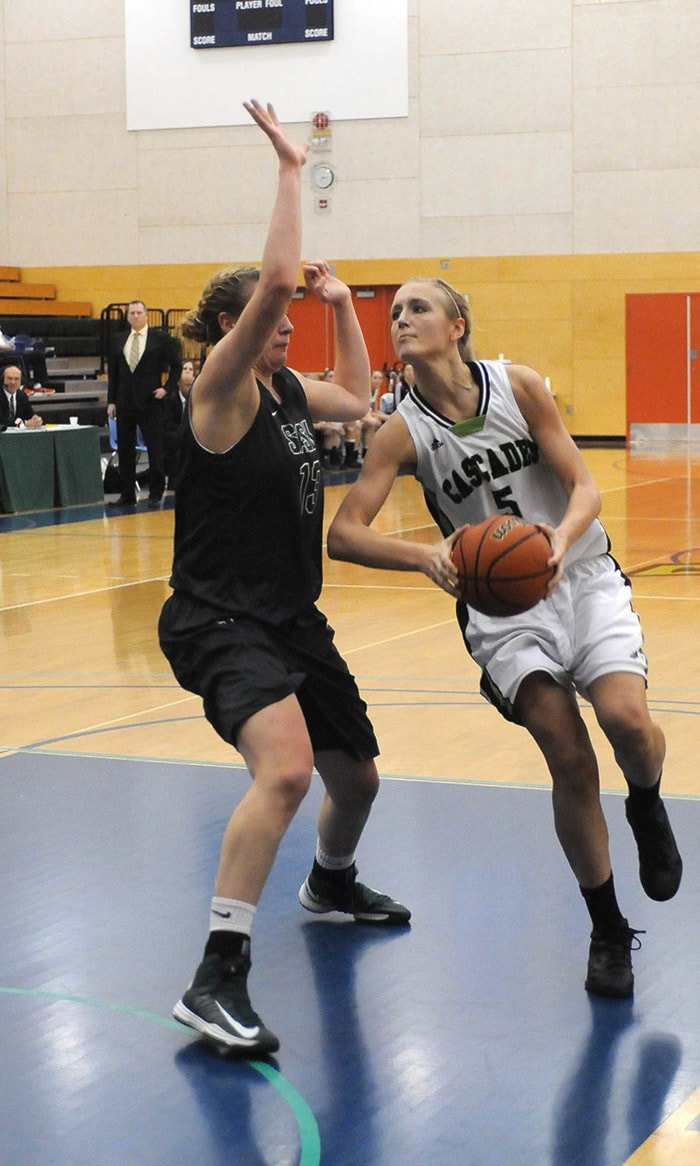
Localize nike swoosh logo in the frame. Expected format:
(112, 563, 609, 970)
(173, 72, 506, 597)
(271, 410, 279, 417)
(211, 909, 231, 918)
(214, 1001, 260, 1040)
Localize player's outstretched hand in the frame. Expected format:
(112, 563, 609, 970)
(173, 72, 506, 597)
(303, 261, 350, 306)
(243, 99, 308, 169)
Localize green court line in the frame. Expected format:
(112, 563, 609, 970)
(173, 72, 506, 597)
(0, 986, 321, 1166)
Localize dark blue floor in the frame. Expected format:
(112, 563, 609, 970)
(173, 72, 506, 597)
(0, 751, 696, 1165)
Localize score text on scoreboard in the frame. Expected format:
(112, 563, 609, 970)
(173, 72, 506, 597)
(191, 0, 334, 49)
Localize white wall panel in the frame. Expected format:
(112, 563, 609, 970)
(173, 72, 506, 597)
(574, 168, 700, 252)
(7, 190, 139, 265)
(574, 0, 699, 87)
(574, 84, 700, 171)
(421, 49, 571, 137)
(4, 0, 122, 42)
(421, 133, 572, 218)
(5, 38, 124, 119)
(419, 0, 571, 54)
(420, 213, 573, 258)
(7, 115, 137, 193)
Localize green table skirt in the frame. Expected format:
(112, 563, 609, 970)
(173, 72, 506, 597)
(0, 426, 103, 513)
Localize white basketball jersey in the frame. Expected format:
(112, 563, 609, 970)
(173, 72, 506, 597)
(398, 360, 608, 566)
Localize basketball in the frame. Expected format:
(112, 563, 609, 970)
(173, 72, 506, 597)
(451, 515, 554, 616)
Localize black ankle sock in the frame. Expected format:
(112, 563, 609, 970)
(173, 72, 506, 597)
(626, 775, 661, 810)
(312, 858, 353, 884)
(580, 872, 626, 934)
(204, 930, 248, 959)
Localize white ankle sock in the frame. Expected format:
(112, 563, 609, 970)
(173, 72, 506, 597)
(209, 897, 256, 936)
(316, 844, 355, 872)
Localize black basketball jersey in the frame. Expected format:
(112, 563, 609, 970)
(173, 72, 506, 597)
(169, 366, 323, 624)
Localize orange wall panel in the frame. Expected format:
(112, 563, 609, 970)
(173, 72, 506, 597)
(626, 294, 688, 429)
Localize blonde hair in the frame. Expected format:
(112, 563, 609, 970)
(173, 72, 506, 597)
(181, 266, 260, 345)
(404, 277, 475, 363)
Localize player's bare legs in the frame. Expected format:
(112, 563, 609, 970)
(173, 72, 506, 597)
(298, 750, 411, 925)
(515, 671, 640, 997)
(515, 672, 610, 887)
(172, 695, 314, 1055)
(215, 695, 314, 902)
(586, 673, 665, 789)
(587, 672, 681, 902)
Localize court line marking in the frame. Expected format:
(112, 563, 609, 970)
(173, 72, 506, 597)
(3, 572, 699, 611)
(0, 986, 321, 1166)
(7, 737, 699, 800)
(0, 575, 170, 612)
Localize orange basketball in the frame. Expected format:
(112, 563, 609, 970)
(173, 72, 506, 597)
(450, 515, 554, 616)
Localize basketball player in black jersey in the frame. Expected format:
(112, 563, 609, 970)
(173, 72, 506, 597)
(158, 101, 409, 1057)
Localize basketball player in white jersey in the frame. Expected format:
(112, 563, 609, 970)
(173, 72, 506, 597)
(328, 277, 682, 999)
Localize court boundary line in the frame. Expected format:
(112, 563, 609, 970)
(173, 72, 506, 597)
(0, 986, 321, 1166)
(4, 746, 699, 800)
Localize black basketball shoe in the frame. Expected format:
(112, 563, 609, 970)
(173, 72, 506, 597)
(625, 796, 683, 901)
(585, 921, 645, 999)
(173, 943, 279, 1055)
(299, 862, 411, 925)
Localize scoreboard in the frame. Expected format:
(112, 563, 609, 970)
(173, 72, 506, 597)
(191, 0, 334, 49)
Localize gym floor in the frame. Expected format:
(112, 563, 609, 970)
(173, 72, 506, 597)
(0, 449, 698, 1165)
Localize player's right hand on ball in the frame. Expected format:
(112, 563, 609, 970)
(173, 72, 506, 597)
(423, 539, 461, 597)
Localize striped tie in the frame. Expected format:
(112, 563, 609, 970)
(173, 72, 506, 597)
(128, 331, 140, 372)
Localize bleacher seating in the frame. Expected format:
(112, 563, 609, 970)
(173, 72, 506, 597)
(0, 315, 101, 360)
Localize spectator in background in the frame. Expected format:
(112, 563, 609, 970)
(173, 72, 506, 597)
(0, 365, 43, 428)
(369, 368, 383, 410)
(394, 362, 415, 406)
(165, 359, 196, 489)
(378, 381, 396, 415)
(107, 300, 182, 507)
(314, 419, 346, 468)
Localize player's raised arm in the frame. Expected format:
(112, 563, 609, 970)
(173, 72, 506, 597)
(193, 101, 308, 415)
(300, 262, 371, 423)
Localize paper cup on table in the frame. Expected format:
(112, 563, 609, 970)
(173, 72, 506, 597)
(69, 416, 79, 426)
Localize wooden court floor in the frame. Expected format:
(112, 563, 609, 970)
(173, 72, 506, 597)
(0, 447, 698, 1165)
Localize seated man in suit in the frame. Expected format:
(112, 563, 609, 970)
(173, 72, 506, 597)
(107, 300, 182, 506)
(0, 365, 43, 428)
(164, 358, 196, 489)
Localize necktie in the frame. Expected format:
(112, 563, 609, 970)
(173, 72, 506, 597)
(128, 331, 140, 372)
(8, 394, 15, 422)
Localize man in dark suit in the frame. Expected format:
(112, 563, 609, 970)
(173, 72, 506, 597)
(164, 358, 195, 489)
(107, 300, 182, 506)
(0, 365, 43, 429)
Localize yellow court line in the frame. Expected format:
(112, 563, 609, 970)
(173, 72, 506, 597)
(341, 619, 456, 655)
(625, 1087, 700, 1165)
(0, 575, 170, 613)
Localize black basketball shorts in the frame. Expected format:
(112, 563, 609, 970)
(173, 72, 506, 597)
(159, 593, 378, 760)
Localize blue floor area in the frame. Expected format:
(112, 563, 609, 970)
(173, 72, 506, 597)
(0, 751, 696, 1165)
(0, 494, 176, 532)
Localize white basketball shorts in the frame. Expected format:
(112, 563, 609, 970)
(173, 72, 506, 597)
(459, 554, 648, 721)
